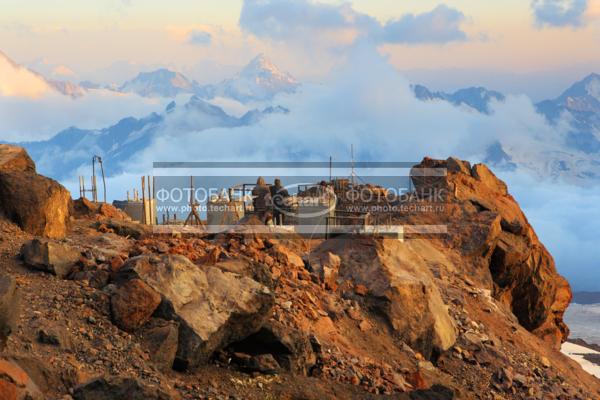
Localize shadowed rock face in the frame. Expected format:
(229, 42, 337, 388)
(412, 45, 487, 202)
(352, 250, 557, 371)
(410, 157, 571, 349)
(0, 275, 21, 350)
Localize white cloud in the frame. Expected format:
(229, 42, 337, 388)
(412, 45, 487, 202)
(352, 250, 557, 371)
(239, 0, 469, 48)
(187, 30, 213, 46)
(382, 5, 468, 45)
(0, 51, 51, 98)
(132, 45, 553, 166)
(0, 89, 172, 142)
(532, 0, 589, 28)
(51, 65, 75, 77)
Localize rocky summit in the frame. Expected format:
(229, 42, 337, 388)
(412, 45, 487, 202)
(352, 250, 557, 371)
(0, 145, 598, 399)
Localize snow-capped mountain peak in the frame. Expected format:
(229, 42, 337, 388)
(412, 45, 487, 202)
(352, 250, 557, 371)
(561, 73, 600, 107)
(240, 54, 297, 84)
(112, 55, 298, 103)
(197, 54, 299, 103)
(119, 68, 197, 98)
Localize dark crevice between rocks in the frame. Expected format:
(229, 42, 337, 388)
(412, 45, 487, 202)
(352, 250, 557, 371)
(469, 199, 491, 212)
(489, 245, 509, 289)
(500, 218, 523, 235)
(172, 357, 187, 372)
(488, 243, 541, 333)
(225, 328, 292, 367)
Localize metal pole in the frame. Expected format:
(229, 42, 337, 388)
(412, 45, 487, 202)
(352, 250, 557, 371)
(92, 158, 96, 202)
(147, 175, 152, 226)
(351, 144, 354, 186)
(153, 176, 157, 225)
(141, 176, 147, 225)
(98, 156, 107, 204)
(92, 176, 97, 203)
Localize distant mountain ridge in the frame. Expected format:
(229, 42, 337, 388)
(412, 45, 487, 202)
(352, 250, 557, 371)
(119, 69, 198, 98)
(112, 54, 299, 103)
(19, 97, 288, 180)
(536, 73, 600, 154)
(412, 84, 505, 114)
(5, 43, 600, 187)
(415, 74, 600, 184)
(1, 50, 298, 104)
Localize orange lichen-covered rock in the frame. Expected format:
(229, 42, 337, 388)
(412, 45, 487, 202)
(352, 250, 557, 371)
(410, 157, 572, 349)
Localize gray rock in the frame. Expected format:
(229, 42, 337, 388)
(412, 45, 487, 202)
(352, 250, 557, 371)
(115, 254, 274, 370)
(73, 376, 175, 400)
(0, 274, 21, 350)
(95, 219, 151, 240)
(37, 323, 72, 350)
(249, 354, 280, 375)
(318, 237, 457, 359)
(20, 239, 80, 278)
(141, 319, 179, 371)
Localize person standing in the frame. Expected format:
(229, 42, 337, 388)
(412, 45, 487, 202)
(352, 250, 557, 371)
(252, 176, 270, 220)
(270, 178, 290, 225)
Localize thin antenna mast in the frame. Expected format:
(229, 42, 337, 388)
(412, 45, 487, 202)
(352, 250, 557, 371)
(351, 144, 356, 186)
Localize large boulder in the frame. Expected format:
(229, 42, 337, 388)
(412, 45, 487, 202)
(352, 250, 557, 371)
(0, 275, 21, 350)
(410, 157, 571, 349)
(110, 279, 162, 332)
(317, 237, 457, 359)
(20, 239, 80, 278)
(113, 254, 274, 370)
(0, 165, 71, 239)
(0, 144, 35, 173)
(73, 376, 176, 400)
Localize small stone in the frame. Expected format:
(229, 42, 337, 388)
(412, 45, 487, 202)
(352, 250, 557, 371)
(359, 320, 372, 332)
(540, 356, 551, 369)
(354, 284, 368, 296)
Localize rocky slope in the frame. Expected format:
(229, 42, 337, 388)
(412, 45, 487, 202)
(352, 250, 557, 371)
(0, 146, 598, 399)
(409, 157, 571, 349)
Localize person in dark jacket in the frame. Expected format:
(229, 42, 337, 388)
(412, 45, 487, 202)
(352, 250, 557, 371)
(270, 178, 290, 225)
(252, 176, 270, 219)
